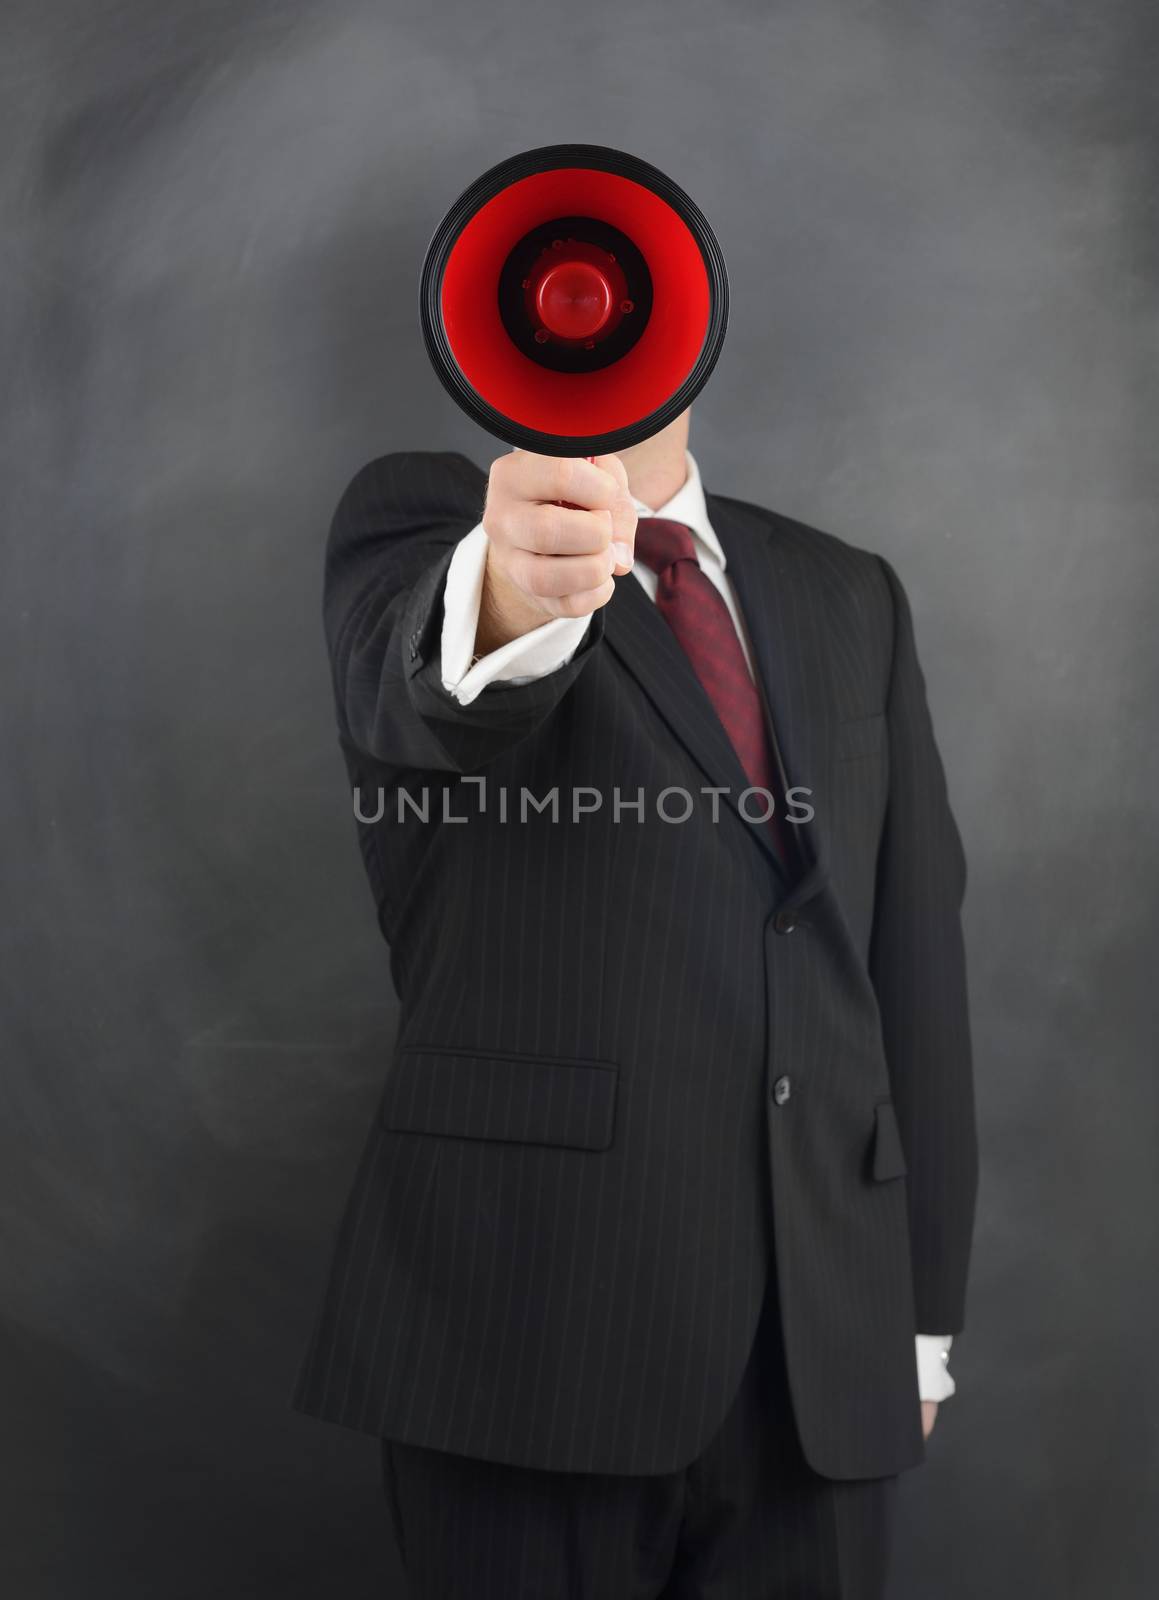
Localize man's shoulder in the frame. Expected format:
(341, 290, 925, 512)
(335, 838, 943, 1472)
(708, 487, 894, 618)
(332, 449, 487, 530)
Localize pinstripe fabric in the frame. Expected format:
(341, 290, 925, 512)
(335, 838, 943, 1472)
(291, 451, 979, 1481)
(379, 1271, 896, 1598)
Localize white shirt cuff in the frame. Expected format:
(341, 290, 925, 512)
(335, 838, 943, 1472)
(915, 1333, 956, 1402)
(440, 523, 591, 707)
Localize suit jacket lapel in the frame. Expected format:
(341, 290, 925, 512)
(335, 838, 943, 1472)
(706, 491, 836, 903)
(601, 535, 791, 885)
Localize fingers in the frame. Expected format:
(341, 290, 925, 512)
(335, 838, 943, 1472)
(588, 453, 637, 575)
(505, 545, 618, 600)
(502, 450, 622, 511)
(501, 501, 614, 558)
(537, 577, 617, 619)
(481, 448, 636, 626)
(589, 452, 628, 493)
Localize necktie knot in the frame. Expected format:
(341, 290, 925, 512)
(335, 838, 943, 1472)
(633, 517, 698, 575)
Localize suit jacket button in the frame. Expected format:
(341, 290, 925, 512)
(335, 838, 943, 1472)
(774, 908, 798, 934)
(772, 1075, 792, 1106)
(409, 630, 421, 661)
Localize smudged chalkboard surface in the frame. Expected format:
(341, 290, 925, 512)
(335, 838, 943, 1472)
(2, 2, 1157, 1596)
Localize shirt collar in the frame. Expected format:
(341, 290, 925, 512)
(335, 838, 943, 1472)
(630, 448, 727, 570)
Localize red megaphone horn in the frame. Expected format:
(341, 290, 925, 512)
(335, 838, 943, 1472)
(419, 143, 729, 459)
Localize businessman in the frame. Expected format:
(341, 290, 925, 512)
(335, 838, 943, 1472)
(293, 407, 979, 1597)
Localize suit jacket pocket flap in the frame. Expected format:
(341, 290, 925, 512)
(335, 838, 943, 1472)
(382, 1046, 618, 1152)
(871, 1098, 909, 1181)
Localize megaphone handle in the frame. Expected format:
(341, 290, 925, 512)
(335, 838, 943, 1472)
(554, 454, 598, 512)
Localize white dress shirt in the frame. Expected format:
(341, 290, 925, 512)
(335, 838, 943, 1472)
(438, 447, 956, 1405)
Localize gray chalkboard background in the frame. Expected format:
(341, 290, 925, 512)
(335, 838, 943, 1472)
(3, 1, 1157, 1595)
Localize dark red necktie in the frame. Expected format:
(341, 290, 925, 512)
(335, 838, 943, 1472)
(633, 517, 788, 861)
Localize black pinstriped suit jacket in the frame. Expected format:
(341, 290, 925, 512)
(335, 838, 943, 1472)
(291, 450, 979, 1481)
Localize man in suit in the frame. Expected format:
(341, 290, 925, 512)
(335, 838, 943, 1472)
(293, 407, 979, 1598)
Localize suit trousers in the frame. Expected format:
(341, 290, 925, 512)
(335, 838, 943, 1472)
(378, 1263, 898, 1599)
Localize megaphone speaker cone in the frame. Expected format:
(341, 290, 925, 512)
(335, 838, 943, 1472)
(420, 144, 728, 457)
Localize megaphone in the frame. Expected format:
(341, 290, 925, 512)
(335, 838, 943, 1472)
(419, 144, 729, 458)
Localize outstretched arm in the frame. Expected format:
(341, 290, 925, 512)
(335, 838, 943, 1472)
(324, 450, 631, 773)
